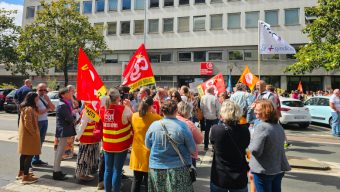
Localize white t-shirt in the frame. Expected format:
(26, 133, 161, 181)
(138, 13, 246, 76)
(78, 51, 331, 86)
(330, 95, 340, 112)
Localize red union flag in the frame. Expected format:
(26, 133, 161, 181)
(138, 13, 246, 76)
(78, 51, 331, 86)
(200, 62, 214, 75)
(197, 73, 226, 97)
(77, 48, 106, 122)
(122, 44, 156, 91)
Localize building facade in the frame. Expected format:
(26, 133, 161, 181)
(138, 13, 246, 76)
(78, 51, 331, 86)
(21, 0, 340, 91)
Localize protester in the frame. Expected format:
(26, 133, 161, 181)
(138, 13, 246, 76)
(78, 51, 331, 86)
(139, 87, 151, 101)
(170, 91, 182, 103)
(201, 86, 221, 150)
(17, 92, 41, 184)
(230, 83, 250, 125)
(14, 79, 33, 125)
(129, 96, 162, 192)
(176, 101, 203, 167)
(249, 100, 291, 192)
(210, 100, 250, 192)
(145, 100, 196, 192)
(53, 88, 77, 180)
(329, 89, 340, 137)
(152, 88, 167, 115)
(101, 88, 133, 192)
(32, 83, 55, 167)
(266, 85, 281, 119)
(74, 106, 101, 182)
(218, 92, 228, 104)
(291, 90, 299, 99)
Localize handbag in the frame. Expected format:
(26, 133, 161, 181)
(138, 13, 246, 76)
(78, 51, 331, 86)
(160, 121, 197, 183)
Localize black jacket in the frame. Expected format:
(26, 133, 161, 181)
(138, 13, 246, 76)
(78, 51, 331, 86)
(210, 123, 250, 189)
(55, 99, 76, 138)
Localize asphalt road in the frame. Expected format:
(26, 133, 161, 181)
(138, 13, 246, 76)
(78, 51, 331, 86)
(0, 112, 339, 192)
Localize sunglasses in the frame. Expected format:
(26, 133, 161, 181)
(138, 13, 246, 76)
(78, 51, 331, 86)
(38, 89, 47, 92)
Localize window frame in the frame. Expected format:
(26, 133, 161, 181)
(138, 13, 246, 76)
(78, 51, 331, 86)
(179, 0, 190, 6)
(228, 50, 244, 61)
(193, 15, 206, 31)
(148, 19, 159, 33)
(164, 0, 174, 7)
(120, 21, 131, 35)
(26, 6, 35, 18)
(134, 20, 144, 34)
(178, 16, 190, 33)
(83, 1, 93, 14)
(210, 14, 223, 30)
(193, 51, 207, 62)
(150, 0, 159, 8)
(265, 10, 279, 26)
(227, 12, 241, 29)
(122, 0, 131, 10)
(96, 0, 105, 12)
(108, 0, 118, 11)
(285, 8, 300, 26)
(208, 51, 223, 61)
(178, 52, 192, 62)
(107, 22, 117, 36)
(134, 0, 145, 10)
(245, 11, 259, 28)
(163, 18, 174, 33)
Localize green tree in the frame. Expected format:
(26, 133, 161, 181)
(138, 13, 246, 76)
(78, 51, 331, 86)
(285, 0, 340, 74)
(0, 9, 20, 69)
(16, 0, 107, 86)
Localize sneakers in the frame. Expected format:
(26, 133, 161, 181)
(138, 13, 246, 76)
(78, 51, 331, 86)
(32, 160, 48, 167)
(53, 171, 67, 180)
(284, 143, 292, 149)
(97, 181, 104, 190)
(21, 175, 38, 184)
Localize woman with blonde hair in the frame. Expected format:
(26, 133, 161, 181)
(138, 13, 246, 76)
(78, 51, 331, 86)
(210, 100, 250, 192)
(249, 99, 290, 192)
(130, 96, 162, 191)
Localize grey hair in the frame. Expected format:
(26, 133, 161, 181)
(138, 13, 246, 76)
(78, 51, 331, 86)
(220, 100, 241, 124)
(106, 88, 120, 108)
(177, 101, 191, 119)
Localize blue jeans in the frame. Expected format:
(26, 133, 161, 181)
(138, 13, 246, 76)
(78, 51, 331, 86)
(331, 112, 340, 136)
(253, 172, 284, 192)
(32, 120, 48, 163)
(104, 150, 128, 192)
(210, 183, 248, 192)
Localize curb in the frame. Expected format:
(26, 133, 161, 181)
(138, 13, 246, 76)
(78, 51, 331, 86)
(287, 156, 331, 171)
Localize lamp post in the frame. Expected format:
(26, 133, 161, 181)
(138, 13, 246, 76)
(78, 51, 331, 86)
(227, 63, 234, 93)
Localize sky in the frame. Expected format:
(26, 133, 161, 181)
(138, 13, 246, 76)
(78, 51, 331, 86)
(0, 0, 24, 26)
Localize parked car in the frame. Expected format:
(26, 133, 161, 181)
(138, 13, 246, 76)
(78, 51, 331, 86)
(304, 96, 332, 127)
(47, 91, 59, 114)
(0, 88, 14, 110)
(279, 97, 311, 129)
(4, 89, 18, 113)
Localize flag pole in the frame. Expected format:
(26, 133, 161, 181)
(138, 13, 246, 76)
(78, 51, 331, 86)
(144, 0, 147, 47)
(258, 20, 261, 79)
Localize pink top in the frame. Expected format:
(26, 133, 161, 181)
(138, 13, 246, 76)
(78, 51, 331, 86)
(176, 115, 204, 159)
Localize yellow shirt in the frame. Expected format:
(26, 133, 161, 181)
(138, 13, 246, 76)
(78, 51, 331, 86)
(129, 112, 162, 172)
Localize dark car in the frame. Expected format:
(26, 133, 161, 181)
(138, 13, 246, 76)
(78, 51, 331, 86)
(4, 89, 18, 113)
(0, 88, 14, 110)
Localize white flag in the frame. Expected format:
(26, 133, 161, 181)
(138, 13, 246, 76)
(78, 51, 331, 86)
(259, 20, 296, 54)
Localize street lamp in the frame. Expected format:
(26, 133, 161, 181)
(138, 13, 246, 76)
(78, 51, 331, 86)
(227, 63, 234, 93)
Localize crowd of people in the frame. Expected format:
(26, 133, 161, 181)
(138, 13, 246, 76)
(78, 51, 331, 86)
(13, 78, 340, 192)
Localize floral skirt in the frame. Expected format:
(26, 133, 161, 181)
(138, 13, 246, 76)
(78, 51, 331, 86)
(148, 166, 194, 192)
(75, 143, 100, 177)
(54, 136, 75, 159)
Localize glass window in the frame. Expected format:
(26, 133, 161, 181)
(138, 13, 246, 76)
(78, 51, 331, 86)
(208, 52, 222, 61)
(210, 14, 223, 30)
(317, 98, 329, 106)
(121, 21, 130, 34)
(108, 0, 118, 11)
(304, 98, 316, 106)
(211, 0, 222, 3)
(228, 50, 243, 60)
(150, 0, 159, 8)
(122, 0, 131, 10)
(163, 18, 174, 32)
(149, 54, 160, 63)
(135, 0, 145, 9)
(262, 54, 279, 60)
(285, 8, 300, 25)
(282, 101, 304, 107)
(149, 19, 159, 33)
(193, 51, 206, 62)
(83, 1, 92, 14)
(107, 22, 117, 35)
(244, 50, 257, 60)
(179, 0, 189, 5)
(332, 76, 340, 90)
(195, 0, 205, 4)
(118, 54, 131, 62)
(179, 52, 191, 61)
(228, 13, 241, 29)
(164, 0, 174, 7)
(134, 20, 144, 34)
(96, 0, 104, 12)
(193, 16, 206, 31)
(94, 23, 104, 35)
(265, 10, 279, 26)
(245, 11, 259, 28)
(161, 53, 172, 62)
(26, 6, 35, 18)
(76, 3, 80, 12)
(178, 17, 190, 32)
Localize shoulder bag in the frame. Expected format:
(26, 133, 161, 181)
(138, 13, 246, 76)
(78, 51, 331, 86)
(160, 121, 197, 183)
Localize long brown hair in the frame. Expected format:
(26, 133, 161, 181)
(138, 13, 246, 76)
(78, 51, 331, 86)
(20, 92, 38, 112)
(138, 96, 154, 117)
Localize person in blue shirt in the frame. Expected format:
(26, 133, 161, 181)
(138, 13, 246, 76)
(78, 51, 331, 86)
(145, 99, 196, 192)
(14, 79, 33, 126)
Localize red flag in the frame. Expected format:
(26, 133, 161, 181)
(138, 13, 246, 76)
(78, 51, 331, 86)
(197, 73, 226, 97)
(239, 66, 259, 90)
(122, 44, 156, 92)
(297, 81, 303, 93)
(77, 48, 106, 122)
(77, 48, 106, 101)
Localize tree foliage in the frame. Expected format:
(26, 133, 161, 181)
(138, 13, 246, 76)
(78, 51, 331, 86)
(16, 0, 107, 86)
(0, 9, 20, 68)
(285, 0, 340, 74)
